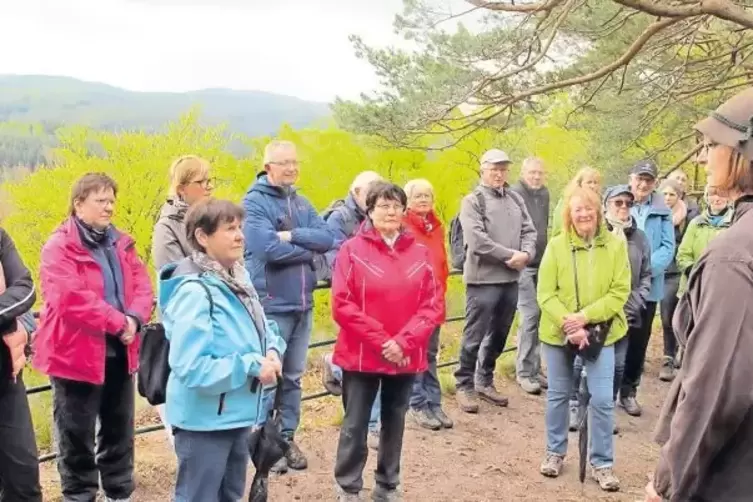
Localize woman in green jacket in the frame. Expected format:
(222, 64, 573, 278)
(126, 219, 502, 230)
(537, 186, 631, 492)
(676, 190, 732, 295)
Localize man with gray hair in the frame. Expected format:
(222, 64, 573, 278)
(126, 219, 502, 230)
(242, 140, 335, 473)
(454, 149, 537, 413)
(510, 157, 550, 395)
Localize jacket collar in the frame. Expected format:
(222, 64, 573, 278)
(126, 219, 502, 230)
(478, 182, 510, 198)
(344, 193, 366, 221)
(732, 195, 753, 224)
(636, 192, 671, 216)
(248, 173, 298, 199)
(514, 180, 548, 197)
(568, 225, 609, 250)
(403, 209, 441, 235)
(698, 206, 734, 227)
(59, 217, 127, 256)
(357, 220, 416, 252)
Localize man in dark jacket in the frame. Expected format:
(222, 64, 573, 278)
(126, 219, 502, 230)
(510, 157, 550, 395)
(242, 140, 334, 473)
(0, 227, 41, 502)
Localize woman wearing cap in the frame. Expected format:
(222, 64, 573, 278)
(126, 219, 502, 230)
(620, 160, 674, 417)
(657, 178, 690, 383)
(645, 88, 753, 502)
(537, 185, 630, 492)
(569, 185, 651, 433)
(551, 166, 602, 237)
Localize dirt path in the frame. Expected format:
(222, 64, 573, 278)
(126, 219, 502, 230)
(39, 343, 669, 502)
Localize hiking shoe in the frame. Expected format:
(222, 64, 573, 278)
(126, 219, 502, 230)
(613, 423, 620, 435)
(322, 353, 343, 396)
(105, 498, 131, 502)
(568, 405, 579, 432)
(367, 429, 379, 451)
(456, 388, 480, 414)
(408, 407, 441, 430)
(431, 407, 454, 428)
(591, 466, 620, 492)
(285, 439, 308, 470)
(619, 395, 642, 417)
(337, 488, 363, 501)
(537, 373, 548, 390)
(539, 453, 564, 478)
(518, 378, 541, 395)
(270, 456, 288, 474)
(476, 384, 509, 407)
(659, 357, 676, 382)
(372, 486, 402, 502)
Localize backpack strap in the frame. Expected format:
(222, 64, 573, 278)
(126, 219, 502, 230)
(176, 277, 215, 316)
(474, 189, 487, 227)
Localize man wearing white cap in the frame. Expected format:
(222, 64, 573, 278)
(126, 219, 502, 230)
(454, 149, 537, 413)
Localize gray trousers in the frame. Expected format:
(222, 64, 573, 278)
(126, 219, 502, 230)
(515, 267, 542, 380)
(454, 282, 518, 391)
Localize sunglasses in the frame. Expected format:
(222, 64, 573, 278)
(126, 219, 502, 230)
(610, 199, 634, 208)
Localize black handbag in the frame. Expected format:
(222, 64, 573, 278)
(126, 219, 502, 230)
(569, 247, 612, 362)
(248, 378, 289, 502)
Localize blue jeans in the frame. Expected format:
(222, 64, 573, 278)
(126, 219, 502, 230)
(571, 337, 628, 405)
(327, 355, 381, 432)
(267, 310, 313, 438)
(173, 427, 250, 502)
(544, 343, 615, 468)
(409, 326, 442, 410)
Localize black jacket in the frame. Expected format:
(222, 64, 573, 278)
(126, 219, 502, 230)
(509, 181, 550, 268)
(0, 228, 37, 390)
(607, 220, 651, 328)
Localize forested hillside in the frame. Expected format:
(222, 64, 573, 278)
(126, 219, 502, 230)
(0, 75, 331, 167)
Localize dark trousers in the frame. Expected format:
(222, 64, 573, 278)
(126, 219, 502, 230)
(454, 283, 518, 390)
(335, 371, 414, 494)
(0, 372, 42, 502)
(173, 427, 250, 502)
(409, 326, 441, 410)
(51, 356, 135, 502)
(660, 274, 680, 359)
(620, 301, 658, 398)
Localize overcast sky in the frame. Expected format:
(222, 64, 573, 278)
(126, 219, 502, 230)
(0, 0, 427, 102)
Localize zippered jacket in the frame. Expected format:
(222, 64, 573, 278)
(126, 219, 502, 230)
(242, 174, 334, 313)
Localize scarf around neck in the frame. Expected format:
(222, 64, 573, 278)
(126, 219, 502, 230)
(190, 251, 267, 337)
(605, 214, 631, 240)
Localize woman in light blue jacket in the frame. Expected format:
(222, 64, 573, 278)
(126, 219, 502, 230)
(159, 198, 286, 502)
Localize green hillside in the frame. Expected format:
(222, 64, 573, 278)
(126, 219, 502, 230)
(0, 75, 332, 166)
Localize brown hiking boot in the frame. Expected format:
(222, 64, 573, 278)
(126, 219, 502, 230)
(539, 453, 564, 478)
(455, 389, 479, 413)
(476, 384, 509, 407)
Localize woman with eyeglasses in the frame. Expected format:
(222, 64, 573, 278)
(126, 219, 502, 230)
(645, 88, 753, 502)
(657, 179, 690, 382)
(331, 181, 442, 501)
(151, 155, 214, 442)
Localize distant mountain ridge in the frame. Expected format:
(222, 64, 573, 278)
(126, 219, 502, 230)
(0, 74, 332, 135)
(0, 75, 332, 167)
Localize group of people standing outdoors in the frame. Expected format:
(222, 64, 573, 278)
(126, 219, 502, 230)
(0, 88, 752, 502)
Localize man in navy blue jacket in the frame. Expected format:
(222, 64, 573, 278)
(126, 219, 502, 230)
(242, 140, 334, 473)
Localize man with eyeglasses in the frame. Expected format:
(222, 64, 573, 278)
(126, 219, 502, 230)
(454, 149, 537, 414)
(620, 160, 674, 417)
(242, 140, 334, 474)
(510, 157, 550, 396)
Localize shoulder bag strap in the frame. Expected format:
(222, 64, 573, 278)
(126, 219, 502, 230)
(570, 246, 581, 312)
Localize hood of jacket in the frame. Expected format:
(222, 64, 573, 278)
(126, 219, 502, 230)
(157, 198, 188, 223)
(248, 173, 298, 199)
(698, 206, 734, 227)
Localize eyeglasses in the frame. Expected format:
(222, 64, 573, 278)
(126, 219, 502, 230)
(411, 193, 433, 201)
(611, 199, 634, 208)
(375, 203, 404, 213)
(190, 177, 215, 188)
(269, 160, 299, 168)
(92, 197, 115, 208)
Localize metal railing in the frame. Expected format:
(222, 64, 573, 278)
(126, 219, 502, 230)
(27, 270, 518, 463)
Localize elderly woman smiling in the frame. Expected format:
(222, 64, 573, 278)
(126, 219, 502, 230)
(402, 179, 451, 432)
(332, 181, 442, 501)
(537, 186, 630, 492)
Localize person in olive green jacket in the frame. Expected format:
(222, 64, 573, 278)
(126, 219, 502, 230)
(675, 190, 732, 296)
(537, 186, 630, 493)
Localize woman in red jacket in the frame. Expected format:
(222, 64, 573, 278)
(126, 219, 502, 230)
(402, 178, 451, 431)
(33, 173, 154, 502)
(332, 181, 442, 502)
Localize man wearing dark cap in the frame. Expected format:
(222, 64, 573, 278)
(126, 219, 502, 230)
(620, 160, 675, 417)
(454, 149, 537, 413)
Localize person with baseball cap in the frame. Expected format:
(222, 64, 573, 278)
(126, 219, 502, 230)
(620, 159, 675, 417)
(454, 149, 537, 413)
(646, 88, 753, 502)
